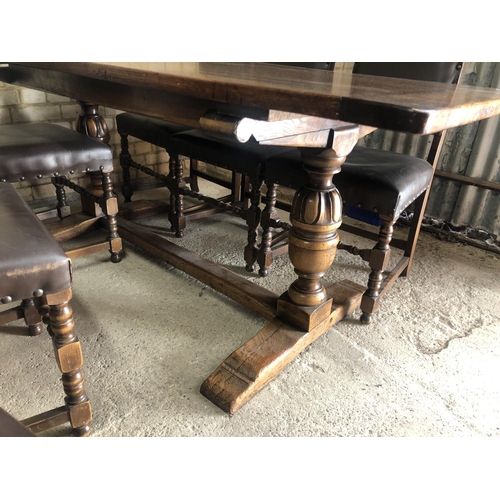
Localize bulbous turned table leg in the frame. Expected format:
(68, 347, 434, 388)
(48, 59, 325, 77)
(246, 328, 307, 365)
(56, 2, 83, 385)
(76, 102, 110, 144)
(201, 133, 365, 414)
(277, 149, 344, 331)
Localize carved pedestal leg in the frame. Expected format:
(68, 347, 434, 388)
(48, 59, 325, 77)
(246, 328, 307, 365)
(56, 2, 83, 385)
(360, 216, 395, 324)
(201, 141, 367, 414)
(201, 129, 362, 413)
(244, 181, 262, 272)
(76, 102, 110, 217)
(101, 171, 123, 263)
(277, 149, 344, 331)
(46, 289, 92, 437)
(119, 133, 134, 203)
(257, 182, 278, 277)
(76, 102, 110, 143)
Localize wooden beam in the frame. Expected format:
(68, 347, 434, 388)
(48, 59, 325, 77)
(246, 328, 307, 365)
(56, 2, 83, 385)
(200, 279, 365, 414)
(434, 169, 500, 192)
(66, 241, 110, 260)
(116, 216, 279, 321)
(0, 306, 24, 326)
(20, 406, 69, 434)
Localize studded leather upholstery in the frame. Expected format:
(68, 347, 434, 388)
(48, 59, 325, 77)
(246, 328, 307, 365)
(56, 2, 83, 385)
(0, 183, 71, 302)
(0, 123, 113, 182)
(336, 147, 434, 219)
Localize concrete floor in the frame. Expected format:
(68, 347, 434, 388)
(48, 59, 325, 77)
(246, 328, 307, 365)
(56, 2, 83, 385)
(1, 183, 500, 438)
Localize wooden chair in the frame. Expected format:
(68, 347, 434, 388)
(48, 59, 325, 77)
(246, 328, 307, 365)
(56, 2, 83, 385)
(254, 62, 463, 323)
(0, 122, 122, 262)
(117, 112, 247, 237)
(0, 182, 92, 436)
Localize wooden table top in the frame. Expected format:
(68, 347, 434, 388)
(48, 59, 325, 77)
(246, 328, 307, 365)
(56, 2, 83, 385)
(5, 62, 500, 136)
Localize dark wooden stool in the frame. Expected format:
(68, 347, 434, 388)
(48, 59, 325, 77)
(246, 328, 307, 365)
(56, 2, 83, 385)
(0, 183, 92, 436)
(117, 113, 250, 237)
(0, 123, 122, 262)
(117, 113, 193, 237)
(169, 131, 295, 271)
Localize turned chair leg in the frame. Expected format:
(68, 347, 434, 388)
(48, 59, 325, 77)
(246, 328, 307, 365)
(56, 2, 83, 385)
(119, 132, 134, 203)
(167, 154, 187, 237)
(101, 171, 123, 263)
(21, 298, 44, 336)
(257, 181, 278, 277)
(168, 155, 176, 228)
(401, 189, 428, 278)
(231, 172, 244, 205)
(189, 158, 200, 192)
(53, 177, 71, 219)
(46, 289, 92, 437)
(244, 180, 263, 272)
(360, 216, 396, 324)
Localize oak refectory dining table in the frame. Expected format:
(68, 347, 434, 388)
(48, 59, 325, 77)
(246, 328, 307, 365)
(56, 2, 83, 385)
(2, 62, 500, 414)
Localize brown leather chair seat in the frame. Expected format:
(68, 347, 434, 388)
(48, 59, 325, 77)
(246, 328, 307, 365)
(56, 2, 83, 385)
(0, 123, 113, 181)
(168, 129, 435, 279)
(0, 182, 91, 436)
(0, 183, 72, 301)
